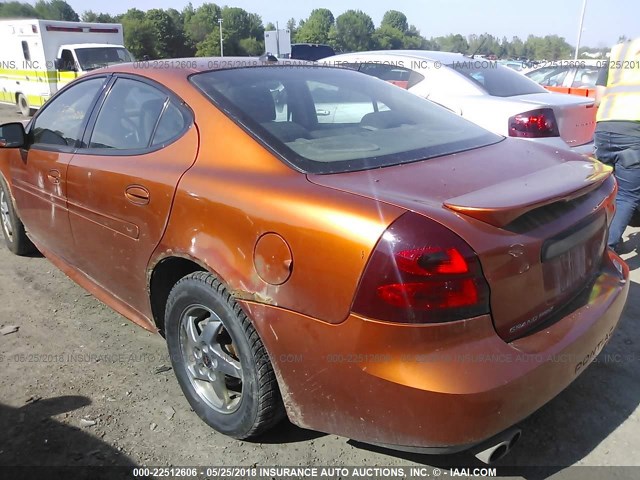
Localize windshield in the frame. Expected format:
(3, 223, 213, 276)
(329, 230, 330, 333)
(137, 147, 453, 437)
(75, 47, 134, 71)
(451, 62, 547, 97)
(191, 66, 501, 174)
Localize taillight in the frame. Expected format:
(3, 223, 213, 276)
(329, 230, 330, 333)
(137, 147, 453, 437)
(352, 212, 490, 324)
(508, 108, 559, 138)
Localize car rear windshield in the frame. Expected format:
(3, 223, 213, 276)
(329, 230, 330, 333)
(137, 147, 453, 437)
(191, 66, 501, 174)
(451, 62, 547, 97)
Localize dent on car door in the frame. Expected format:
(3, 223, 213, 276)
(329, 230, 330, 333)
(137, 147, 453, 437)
(9, 76, 107, 259)
(66, 76, 198, 315)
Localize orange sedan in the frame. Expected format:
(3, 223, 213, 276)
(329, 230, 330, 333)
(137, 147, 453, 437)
(0, 59, 629, 463)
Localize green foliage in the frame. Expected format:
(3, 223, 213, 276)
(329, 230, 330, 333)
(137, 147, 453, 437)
(81, 11, 117, 23)
(0, 1, 39, 18)
(184, 3, 221, 48)
(0, 2, 595, 61)
(239, 37, 264, 56)
(373, 25, 405, 50)
(295, 8, 334, 44)
(196, 31, 221, 56)
(34, 0, 79, 21)
(434, 33, 469, 53)
(145, 8, 191, 58)
(381, 10, 408, 34)
(332, 10, 374, 52)
(286, 18, 297, 39)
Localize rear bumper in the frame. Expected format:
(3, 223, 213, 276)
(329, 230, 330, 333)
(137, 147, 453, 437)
(241, 250, 628, 450)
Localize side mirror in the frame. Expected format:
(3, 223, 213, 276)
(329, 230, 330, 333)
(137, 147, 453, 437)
(0, 122, 27, 148)
(54, 58, 63, 70)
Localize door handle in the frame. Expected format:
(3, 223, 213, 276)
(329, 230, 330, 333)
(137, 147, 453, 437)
(47, 169, 61, 184)
(125, 185, 150, 205)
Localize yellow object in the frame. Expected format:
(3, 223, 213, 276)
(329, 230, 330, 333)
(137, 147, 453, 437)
(597, 38, 640, 122)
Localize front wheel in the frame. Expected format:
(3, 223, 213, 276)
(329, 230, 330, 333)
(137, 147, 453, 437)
(165, 272, 285, 439)
(0, 179, 36, 255)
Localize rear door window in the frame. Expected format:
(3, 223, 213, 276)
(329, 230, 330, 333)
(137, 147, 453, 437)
(89, 78, 168, 150)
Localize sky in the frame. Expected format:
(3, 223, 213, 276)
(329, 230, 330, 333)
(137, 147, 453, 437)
(35, 0, 638, 48)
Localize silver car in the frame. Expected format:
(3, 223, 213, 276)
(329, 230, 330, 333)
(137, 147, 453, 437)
(325, 51, 596, 154)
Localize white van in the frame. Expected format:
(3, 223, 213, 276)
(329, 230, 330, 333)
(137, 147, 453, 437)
(0, 19, 134, 115)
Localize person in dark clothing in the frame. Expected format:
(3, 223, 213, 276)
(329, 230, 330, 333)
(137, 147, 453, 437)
(594, 38, 640, 251)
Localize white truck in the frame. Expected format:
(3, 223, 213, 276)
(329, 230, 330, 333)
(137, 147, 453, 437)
(0, 19, 134, 116)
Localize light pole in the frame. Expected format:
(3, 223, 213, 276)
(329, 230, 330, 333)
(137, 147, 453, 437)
(218, 18, 224, 57)
(574, 0, 588, 60)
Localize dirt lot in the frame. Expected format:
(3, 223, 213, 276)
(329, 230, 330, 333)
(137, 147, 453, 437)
(0, 102, 639, 479)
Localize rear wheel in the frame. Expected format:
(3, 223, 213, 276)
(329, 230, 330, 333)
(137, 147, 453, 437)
(17, 94, 35, 117)
(0, 178, 36, 256)
(165, 272, 285, 439)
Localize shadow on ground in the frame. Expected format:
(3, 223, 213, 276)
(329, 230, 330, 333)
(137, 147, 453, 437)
(0, 395, 143, 479)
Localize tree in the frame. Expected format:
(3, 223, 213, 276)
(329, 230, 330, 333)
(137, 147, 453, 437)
(196, 31, 221, 56)
(373, 25, 405, 50)
(435, 34, 469, 53)
(34, 0, 79, 21)
(120, 9, 156, 59)
(381, 10, 408, 34)
(218, 6, 263, 56)
(239, 37, 264, 56)
(0, 1, 39, 18)
(332, 10, 374, 52)
(81, 11, 117, 23)
(146, 8, 192, 58)
(296, 8, 334, 44)
(286, 18, 297, 40)
(265, 22, 276, 31)
(184, 3, 221, 47)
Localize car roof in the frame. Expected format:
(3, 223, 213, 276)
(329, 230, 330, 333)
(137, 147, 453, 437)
(63, 43, 126, 49)
(102, 57, 311, 72)
(329, 50, 468, 64)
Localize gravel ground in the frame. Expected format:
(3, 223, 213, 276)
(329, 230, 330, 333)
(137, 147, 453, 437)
(0, 103, 639, 479)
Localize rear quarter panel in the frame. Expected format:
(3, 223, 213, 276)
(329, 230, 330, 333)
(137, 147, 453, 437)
(150, 102, 404, 324)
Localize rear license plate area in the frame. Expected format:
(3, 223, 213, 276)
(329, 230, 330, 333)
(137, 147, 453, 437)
(542, 213, 607, 294)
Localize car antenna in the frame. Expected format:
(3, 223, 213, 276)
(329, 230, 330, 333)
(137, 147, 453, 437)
(470, 36, 488, 59)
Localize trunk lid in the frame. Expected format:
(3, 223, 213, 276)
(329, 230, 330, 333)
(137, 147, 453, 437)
(308, 139, 614, 340)
(514, 92, 596, 147)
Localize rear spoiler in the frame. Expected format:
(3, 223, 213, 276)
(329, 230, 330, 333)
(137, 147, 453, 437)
(444, 160, 612, 227)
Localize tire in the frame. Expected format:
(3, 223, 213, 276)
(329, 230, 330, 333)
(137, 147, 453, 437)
(165, 271, 285, 439)
(0, 178, 36, 256)
(17, 94, 32, 117)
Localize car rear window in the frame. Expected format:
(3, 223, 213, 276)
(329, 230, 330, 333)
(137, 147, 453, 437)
(191, 66, 501, 174)
(291, 44, 335, 61)
(452, 62, 547, 97)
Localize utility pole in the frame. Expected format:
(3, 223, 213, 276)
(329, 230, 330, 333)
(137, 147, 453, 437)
(574, 0, 588, 60)
(218, 18, 224, 57)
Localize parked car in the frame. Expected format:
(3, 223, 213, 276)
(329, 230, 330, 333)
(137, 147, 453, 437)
(0, 59, 628, 463)
(498, 59, 526, 71)
(290, 43, 335, 61)
(524, 60, 602, 98)
(326, 50, 596, 154)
